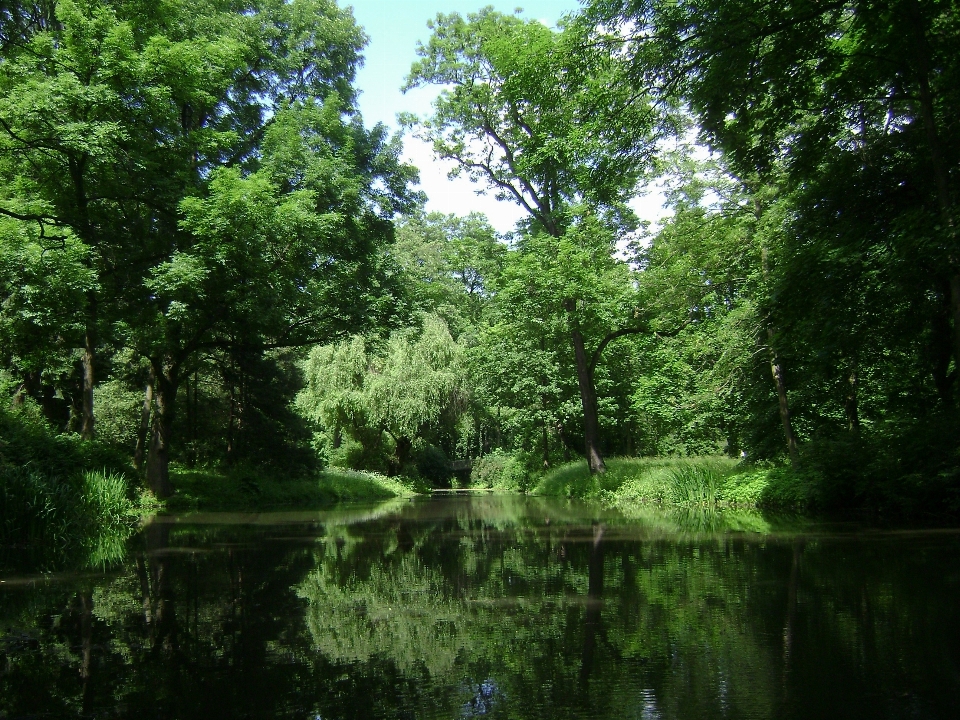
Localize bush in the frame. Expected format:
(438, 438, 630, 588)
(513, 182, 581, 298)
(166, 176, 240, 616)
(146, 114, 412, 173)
(0, 465, 137, 571)
(0, 401, 131, 479)
(92, 380, 142, 450)
(327, 434, 393, 475)
(534, 456, 742, 507)
(0, 405, 138, 571)
(166, 465, 418, 510)
(669, 463, 724, 505)
(469, 450, 530, 491)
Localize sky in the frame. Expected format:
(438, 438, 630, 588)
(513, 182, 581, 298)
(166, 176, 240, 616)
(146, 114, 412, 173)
(345, 0, 668, 234)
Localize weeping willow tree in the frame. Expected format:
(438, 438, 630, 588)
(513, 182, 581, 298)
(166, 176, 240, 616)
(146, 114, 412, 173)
(296, 313, 469, 472)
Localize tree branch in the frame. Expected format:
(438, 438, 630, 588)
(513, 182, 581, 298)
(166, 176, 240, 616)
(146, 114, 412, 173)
(588, 319, 690, 375)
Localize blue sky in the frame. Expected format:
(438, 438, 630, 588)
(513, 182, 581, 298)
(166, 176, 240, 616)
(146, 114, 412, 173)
(345, 1, 666, 232)
(348, 1, 580, 129)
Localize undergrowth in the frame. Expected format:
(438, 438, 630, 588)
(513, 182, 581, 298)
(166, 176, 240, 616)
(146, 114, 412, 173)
(533, 456, 816, 510)
(0, 404, 143, 572)
(165, 465, 419, 511)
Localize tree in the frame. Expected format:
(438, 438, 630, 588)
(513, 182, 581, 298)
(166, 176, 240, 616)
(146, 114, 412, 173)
(404, 8, 663, 472)
(297, 314, 468, 475)
(135, 98, 417, 495)
(392, 211, 505, 338)
(588, 0, 960, 400)
(0, 1, 419, 495)
(0, 218, 95, 422)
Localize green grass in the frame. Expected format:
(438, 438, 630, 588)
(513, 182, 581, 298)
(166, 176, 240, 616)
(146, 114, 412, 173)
(0, 466, 143, 571)
(165, 465, 419, 511)
(533, 456, 817, 510)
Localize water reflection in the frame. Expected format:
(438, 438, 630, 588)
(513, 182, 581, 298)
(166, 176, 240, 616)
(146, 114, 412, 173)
(1, 497, 959, 719)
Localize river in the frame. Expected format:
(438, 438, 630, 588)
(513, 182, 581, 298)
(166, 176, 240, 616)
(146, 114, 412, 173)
(1, 495, 958, 719)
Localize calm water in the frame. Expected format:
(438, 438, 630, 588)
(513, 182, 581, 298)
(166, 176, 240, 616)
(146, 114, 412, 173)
(2, 495, 959, 719)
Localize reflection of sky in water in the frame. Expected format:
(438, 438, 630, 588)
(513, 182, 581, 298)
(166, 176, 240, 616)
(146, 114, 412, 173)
(461, 678, 499, 717)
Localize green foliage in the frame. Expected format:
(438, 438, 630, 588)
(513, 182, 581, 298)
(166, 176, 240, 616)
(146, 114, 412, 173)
(472, 220, 647, 464)
(0, 401, 130, 479)
(0, 404, 142, 572)
(469, 449, 528, 491)
(80, 469, 132, 526)
(393, 212, 504, 337)
(92, 379, 141, 450)
(405, 7, 660, 232)
(413, 444, 450, 486)
(298, 313, 469, 474)
(165, 465, 416, 511)
(0, 0, 420, 495)
(533, 456, 802, 510)
(668, 463, 725, 505)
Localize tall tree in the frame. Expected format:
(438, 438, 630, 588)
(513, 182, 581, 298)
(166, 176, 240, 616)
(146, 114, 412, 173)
(0, 1, 419, 495)
(404, 8, 663, 472)
(588, 0, 960, 400)
(297, 313, 468, 474)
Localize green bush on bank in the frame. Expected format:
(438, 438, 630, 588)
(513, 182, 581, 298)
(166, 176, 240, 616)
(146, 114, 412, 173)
(532, 456, 819, 510)
(468, 449, 529, 491)
(0, 403, 143, 570)
(0, 465, 143, 570)
(166, 465, 418, 511)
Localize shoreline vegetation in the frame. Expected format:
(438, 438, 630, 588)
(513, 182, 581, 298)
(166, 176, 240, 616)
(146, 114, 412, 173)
(2, 398, 957, 575)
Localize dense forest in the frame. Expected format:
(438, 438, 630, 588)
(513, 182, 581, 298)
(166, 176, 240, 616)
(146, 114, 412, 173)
(1, 0, 958, 521)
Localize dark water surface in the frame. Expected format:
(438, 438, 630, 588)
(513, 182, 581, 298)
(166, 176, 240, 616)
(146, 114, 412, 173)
(2, 495, 959, 719)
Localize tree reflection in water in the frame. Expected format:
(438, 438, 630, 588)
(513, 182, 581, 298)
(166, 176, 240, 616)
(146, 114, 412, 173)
(0, 497, 959, 719)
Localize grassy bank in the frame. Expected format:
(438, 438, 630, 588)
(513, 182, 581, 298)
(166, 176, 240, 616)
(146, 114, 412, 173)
(165, 466, 419, 511)
(533, 456, 817, 510)
(0, 404, 148, 571)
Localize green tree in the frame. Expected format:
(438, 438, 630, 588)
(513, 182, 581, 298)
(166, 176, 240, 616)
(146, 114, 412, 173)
(0, 2, 419, 495)
(392, 211, 504, 337)
(588, 0, 960, 402)
(405, 8, 663, 472)
(298, 314, 468, 476)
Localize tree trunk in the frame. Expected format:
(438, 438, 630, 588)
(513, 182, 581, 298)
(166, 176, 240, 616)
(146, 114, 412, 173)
(761, 244, 799, 468)
(579, 522, 604, 687)
(146, 362, 179, 498)
(541, 419, 550, 469)
(133, 367, 154, 472)
(950, 273, 960, 383)
(80, 319, 96, 440)
(570, 320, 606, 474)
(782, 539, 804, 692)
(931, 281, 955, 403)
(10, 371, 39, 409)
(909, 3, 960, 377)
(226, 382, 235, 464)
(395, 435, 413, 471)
(145, 523, 177, 653)
(767, 326, 799, 468)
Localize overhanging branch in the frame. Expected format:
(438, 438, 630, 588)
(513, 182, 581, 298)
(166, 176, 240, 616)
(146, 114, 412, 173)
(588, 319, 690, 375)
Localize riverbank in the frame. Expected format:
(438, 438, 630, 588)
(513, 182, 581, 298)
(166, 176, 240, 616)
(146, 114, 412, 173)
(165, 466, 419, 511)
(532, 456, 816, 510)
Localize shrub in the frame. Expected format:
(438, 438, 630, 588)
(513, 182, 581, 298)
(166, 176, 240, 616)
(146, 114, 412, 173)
(668, 463, 724, 505)
(0, 405, 138, 571)
(471, 450, 529, 491)
(92, 380, 142, 450)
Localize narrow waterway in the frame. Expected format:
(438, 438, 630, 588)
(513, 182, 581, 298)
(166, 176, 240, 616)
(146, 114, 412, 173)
(2, 495, 958, 719)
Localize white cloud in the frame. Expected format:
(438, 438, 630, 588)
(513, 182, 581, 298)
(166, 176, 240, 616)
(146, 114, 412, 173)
(401, 136, 673, 237)
(402, 136, 525, 234)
